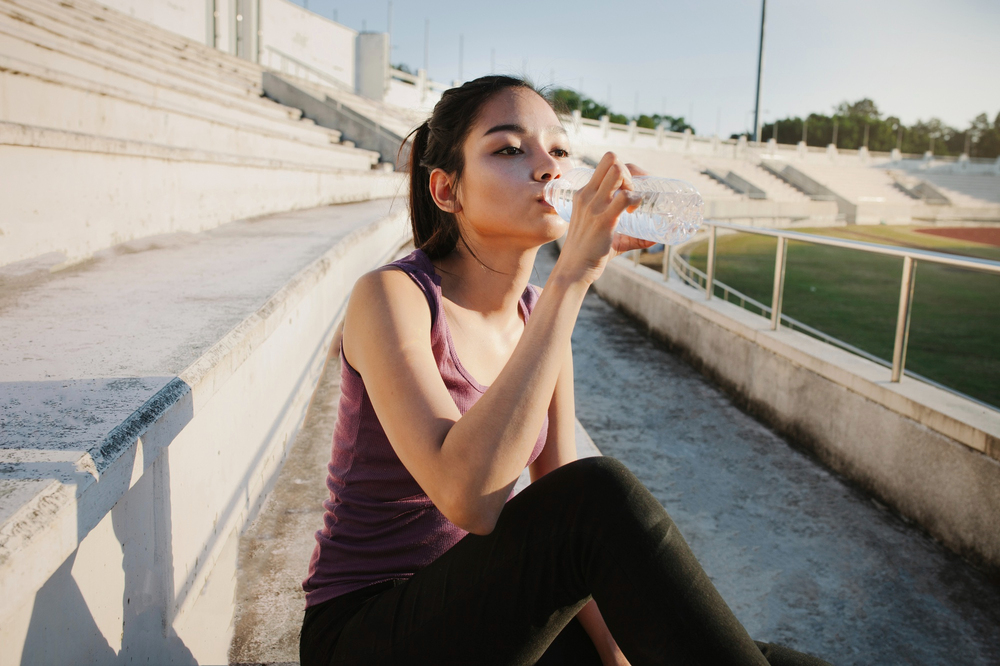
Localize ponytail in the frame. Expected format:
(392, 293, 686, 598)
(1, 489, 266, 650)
(406, 121, 460, 259)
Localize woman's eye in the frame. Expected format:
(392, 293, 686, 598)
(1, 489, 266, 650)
(496, 146, 522, 155)
(552, 148, 570, 158)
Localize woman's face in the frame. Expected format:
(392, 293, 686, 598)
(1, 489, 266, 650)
(449, 88, 571, 248)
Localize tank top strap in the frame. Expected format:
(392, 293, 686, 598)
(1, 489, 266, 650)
(521, 282, 541, 317)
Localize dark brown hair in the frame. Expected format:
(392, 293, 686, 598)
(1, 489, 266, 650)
(404, 75, 549, 260)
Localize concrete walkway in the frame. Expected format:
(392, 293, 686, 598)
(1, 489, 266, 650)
(231, 242, 1000, 665)
(532, 245, 1000, 665)
(0, 197, 398, 508)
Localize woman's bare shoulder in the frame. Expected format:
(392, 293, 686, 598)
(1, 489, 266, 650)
(344, 267, 432, 354)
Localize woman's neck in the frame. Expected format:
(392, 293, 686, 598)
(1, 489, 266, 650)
(433, 242, 539, 321)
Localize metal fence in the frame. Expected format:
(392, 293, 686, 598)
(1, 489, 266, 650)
(645, 222, 1000, 405)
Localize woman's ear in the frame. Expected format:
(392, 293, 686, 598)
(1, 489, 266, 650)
(429, 168, 463, 214)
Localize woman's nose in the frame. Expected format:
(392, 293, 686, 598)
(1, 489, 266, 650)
(534, 155, 562, 182)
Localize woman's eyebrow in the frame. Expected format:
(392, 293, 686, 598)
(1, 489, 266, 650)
(482, 124, 568, 138)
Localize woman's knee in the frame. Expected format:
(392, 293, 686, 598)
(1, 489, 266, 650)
(558, 457, 641, 503)
(564, 457, 676, 532)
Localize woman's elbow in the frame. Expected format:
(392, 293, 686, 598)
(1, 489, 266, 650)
(460, 513, 499, 536)
(439, 494, 501, 536)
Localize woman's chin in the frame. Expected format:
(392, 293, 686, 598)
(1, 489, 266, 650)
(535, 217, 568, 244)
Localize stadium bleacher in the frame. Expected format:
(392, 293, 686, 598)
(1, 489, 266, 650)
(0, 0, 399, 268)
(697, 156, 812, 202)
(912, 173, 1000, 207)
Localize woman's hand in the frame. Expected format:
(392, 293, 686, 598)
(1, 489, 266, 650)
(551, 152, 654, 286)
(611, 162, 656, 257)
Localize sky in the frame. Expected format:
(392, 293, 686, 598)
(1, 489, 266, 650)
(296, 0, 1000, 137)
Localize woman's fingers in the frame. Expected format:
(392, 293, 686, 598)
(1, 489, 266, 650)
(625, 162, 649, 177)
(608, 187, 641, 219)
(586, 152, 618, 195)
(596, 160, 631, 205)
(611, 234, 656, 255)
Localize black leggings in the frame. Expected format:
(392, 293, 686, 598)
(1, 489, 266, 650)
(300, 457, 831, 665)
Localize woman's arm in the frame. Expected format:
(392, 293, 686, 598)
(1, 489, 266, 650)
(344, 153, 639, 535)
(528, 342, 576, 482)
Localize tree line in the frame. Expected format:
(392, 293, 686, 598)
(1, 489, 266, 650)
(750, 99, 1000, 159)
(548, 88, 694, 134)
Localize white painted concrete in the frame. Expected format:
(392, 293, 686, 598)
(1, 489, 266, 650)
(588, 252, 1000, 577)
(0, 200, 412, 664)
(355, 32, 389, 101)
(0, 122, 399, 267)
(0, 0, 402, 268)
(260, 0, 356, 88)
(98, 0, 206, 44)
(0, 56, 367, 166)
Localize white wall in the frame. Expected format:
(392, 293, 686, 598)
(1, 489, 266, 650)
(384, 76, 443, 113)
(259, 0, 356, 88)
(98, 0, 208, 44)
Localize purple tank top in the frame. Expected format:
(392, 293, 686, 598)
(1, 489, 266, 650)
(303, 249, 548, 608)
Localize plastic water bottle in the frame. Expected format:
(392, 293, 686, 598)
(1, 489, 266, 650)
(544, 168, 704, 245)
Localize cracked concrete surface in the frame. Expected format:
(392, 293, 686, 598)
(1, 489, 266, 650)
(542, 244, 1000, 665)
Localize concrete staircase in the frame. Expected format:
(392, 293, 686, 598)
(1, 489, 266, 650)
(578, 145, 743, 201)
(697, 156, 813, 203)
(0, 0, 400, 268)
(917, 172, 1000, 206)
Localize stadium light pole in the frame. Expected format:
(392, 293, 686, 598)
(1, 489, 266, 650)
(752, 0, 766, 143)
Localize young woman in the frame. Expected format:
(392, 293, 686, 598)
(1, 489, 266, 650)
(300, 75, 831, 666)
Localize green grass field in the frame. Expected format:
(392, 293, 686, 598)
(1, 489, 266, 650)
(672, 226, 1000, 408)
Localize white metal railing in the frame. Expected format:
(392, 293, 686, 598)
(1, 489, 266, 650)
(649, 222, 1000, 404)
(389, 68, 451, 94)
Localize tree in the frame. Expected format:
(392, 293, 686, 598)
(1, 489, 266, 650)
(546, 88, 695, 132)
(760, 98, 1000, 157)
(547, 88, 609, 121)
(835, 98, 881, 120)
(637, 114, 693, 133)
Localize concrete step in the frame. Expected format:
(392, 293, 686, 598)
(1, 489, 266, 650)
(1, 0, 258, 99)
(43, 0, 266, 83)
(0, 14, 302, 127)
(290, 74, 427, 141)
(0, 56, 377, 168)
(918, 174, 1000, 206)
(580, 146, 743, 201)
(5, 0, 264, 90)
(0, 121, 400, 266)
(698, 157, 813, 203)
(792, 163, 916, 205)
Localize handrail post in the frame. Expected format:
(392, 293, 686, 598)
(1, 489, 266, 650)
(662, 245, 671, 281)
(891, 256, 917, 382)
(770, 237, 787, 330)
(705, 226, 717, 300)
